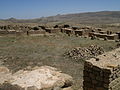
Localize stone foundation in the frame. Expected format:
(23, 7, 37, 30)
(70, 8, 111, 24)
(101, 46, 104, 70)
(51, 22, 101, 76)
(45, 28, 61, 33)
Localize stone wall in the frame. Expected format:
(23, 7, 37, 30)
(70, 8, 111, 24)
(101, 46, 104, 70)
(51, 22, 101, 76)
(27, 30, 46, 35)
(83, 48, 120, 90)
(107, 34, 118, 40)
(45, 28, 61, 33)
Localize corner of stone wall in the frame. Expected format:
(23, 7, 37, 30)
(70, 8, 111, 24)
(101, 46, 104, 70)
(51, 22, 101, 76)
(83, 57, 120, 90)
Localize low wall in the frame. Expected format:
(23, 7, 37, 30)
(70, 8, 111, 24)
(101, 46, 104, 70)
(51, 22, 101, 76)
(107, 34, 118, 40)
(45, 28, 61, 33)
(28, 30, 45, 35)
(75, 30, 83, 36)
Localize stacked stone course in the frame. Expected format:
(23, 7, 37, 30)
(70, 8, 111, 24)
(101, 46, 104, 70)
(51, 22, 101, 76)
(83, 48, 120, 90)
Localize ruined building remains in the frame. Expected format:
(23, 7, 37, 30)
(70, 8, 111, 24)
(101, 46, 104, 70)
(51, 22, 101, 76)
(83, 48, 120, 90)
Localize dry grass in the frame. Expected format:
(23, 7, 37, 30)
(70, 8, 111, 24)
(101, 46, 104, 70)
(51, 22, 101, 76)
(0, 33, 117, 89)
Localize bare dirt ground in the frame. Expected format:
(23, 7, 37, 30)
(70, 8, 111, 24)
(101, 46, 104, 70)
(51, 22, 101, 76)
(0, 33, 117, 89)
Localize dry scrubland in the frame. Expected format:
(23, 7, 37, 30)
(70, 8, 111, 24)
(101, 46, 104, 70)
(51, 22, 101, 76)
(0, 33, 118, 89)
(0, 11, 120, 90)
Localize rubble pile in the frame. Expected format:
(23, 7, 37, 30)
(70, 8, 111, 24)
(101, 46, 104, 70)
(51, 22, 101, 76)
(65, 45, 104, 60)
(0, 25, 32, 31)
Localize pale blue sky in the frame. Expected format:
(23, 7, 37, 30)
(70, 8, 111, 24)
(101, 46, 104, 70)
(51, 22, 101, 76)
(0, 0, 120, 19)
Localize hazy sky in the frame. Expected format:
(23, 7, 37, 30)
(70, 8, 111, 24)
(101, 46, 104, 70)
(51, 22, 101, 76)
(0, 0, 120, 19)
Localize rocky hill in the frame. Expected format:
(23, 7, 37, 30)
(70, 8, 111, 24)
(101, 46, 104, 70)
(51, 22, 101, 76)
(1, 11, 120, 24)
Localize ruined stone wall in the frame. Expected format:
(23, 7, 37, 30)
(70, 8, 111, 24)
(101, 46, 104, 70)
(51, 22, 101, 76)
(83, 48, 120, 90)
(74, 30, 83, 36)
(107, 34, 118, 40)
(28, 30, 45, 35)
(84, 62, 120, 90)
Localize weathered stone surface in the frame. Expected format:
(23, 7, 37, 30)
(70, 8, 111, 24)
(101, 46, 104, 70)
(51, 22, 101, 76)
(0, 66, 9, 73)
(109, 77, 120, 90)
(87, 48, 120, 69)
(0, 66, 73, 90)
(0, 66, 12, 85)
(83, 48, 120, 90)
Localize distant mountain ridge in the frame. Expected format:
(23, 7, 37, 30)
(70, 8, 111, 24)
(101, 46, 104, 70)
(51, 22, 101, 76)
(1, 11, 120, 24)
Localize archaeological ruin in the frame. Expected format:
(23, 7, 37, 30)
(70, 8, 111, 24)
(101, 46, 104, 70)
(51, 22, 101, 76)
(0, 24, 120, 41)
(83, 48, 120, 90)
(0, 24, 120, 90)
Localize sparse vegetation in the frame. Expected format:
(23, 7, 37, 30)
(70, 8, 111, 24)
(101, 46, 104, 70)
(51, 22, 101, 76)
(0, 11, 120, 90)
(0, 34, 117, 89)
